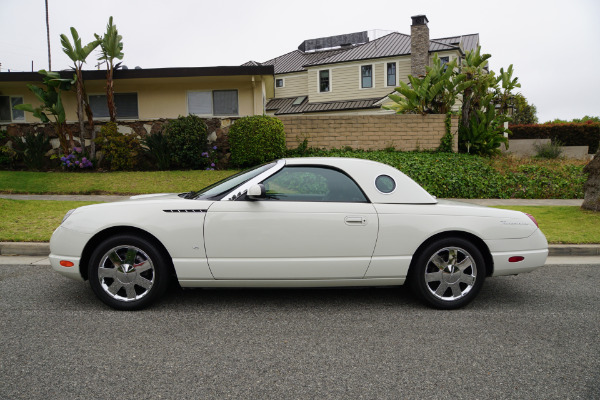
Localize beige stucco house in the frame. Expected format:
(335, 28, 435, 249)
(250, 15, 479, 116)
(0, 65, 274, 125)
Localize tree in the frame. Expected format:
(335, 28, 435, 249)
(60, 27, 100, 157)
(95, 16, 123, 123)
(14, 70, 74, 154)
(510, 93, 538, 125)
(384, 55, 471, 115)
(386, 46, 522, 156)
(459, 46, 492, 131)
(582, 148, 600, 212)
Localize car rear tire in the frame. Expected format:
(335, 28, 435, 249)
(410, 237, 485, 309)
(88, 234, 170, 310)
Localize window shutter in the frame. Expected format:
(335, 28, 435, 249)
(89, 95, 110, 118)
(115, 93, 138, 119)
(0, 96, 11, 122)
(188, 91, 212, 115)
(213, 90, 238, 116)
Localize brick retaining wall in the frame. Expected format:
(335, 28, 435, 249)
(278, 114, 458, 152)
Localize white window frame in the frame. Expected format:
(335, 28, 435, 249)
(275, 78, 285, 88)
(359, 64, 374, 89)
(318, 69, 332, 93)
(0, 95, 25, 123)
(386, 61, 397, 87)
(88, 92, 139, 120)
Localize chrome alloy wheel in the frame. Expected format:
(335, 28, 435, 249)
(97, 245, 155, 302)
(424, 247, 477, 302)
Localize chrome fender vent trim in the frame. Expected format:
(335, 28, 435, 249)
(163, 209, 206, 213)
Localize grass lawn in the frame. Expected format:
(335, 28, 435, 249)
(0, 170, 238, 195)
(0, 199, 100, 242)
(495, 206, 600, 244)
(1, 199, 597, 244)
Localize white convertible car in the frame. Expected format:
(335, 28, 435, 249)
(50, 158, 548, 310)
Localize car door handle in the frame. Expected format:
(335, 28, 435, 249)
(345, 216, 367, 225)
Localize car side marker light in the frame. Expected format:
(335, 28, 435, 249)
(508, 256, 525, 263)
(60, 260, 74, 267)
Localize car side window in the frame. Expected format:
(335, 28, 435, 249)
(261, 166, 368, 202)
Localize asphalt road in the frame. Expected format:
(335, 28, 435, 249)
(1, 264, 598, 400)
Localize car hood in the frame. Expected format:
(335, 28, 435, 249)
(128, 193, 184, 201)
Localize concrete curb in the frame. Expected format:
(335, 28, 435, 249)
(1, 241, 599, 257)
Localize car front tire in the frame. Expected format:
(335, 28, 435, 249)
(410, 237, 485, 309)
(88, 234, 170, 310)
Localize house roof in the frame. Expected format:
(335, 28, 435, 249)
(266, 96, 386, 115)
(258, 48, 349, 75)
(251, 32, 479, 74)
(0, 65, 275, 82)
(308, 32, 479, 67)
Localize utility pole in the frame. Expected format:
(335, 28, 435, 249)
(45, 0, 51, 71)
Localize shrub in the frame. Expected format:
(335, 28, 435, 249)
(14, 131, 50, 170)
(510, 122, 600, 154)
(59, 146, 93, 170)
(228, 115, 286, 167)
(95, 122, 141, 171)
(534, 141, 563, 159)
(164, 115, 209, 169)
(0, 130, 16, 168)
(142, 131, 171, 170)
(286, 149, 586, 199)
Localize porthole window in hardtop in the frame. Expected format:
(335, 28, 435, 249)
(262, 166, 368, 202)
(375, 175, 396, 194)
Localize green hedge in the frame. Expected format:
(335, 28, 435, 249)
(286, 149, 586, 199)
(228, 115, 286, 167)
(509, 122, 600, 153)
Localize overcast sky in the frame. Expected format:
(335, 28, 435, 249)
(1, 0, 598, 122)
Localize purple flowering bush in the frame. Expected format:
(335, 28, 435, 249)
(202, 145, 219, 170)
(60, 147, 93, 170)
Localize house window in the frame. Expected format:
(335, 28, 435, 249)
(319, 70, 330, 92)
(387, 62, 396, 87)
(187, 90, 239, 116)
(292, 96, 307, 106)
(275, 78, 284, 88)
(187, 91, 212, 115)
(213, 90, 238, 116)
(361, 65, 373, 88)
(89, 93, 138, 119)
(0, 96, 25, 123)
(440, 56, 450, 70)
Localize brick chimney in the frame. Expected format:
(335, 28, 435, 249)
(410, 15, 430, 77)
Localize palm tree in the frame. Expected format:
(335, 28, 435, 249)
(60, 28, 100, 155)
(95, 16, 124, 123)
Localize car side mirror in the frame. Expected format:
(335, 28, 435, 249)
(247, 184, 266, 200)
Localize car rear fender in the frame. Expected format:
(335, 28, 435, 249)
(407, 231, 494, 279)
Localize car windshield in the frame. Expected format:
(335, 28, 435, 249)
(184, 162, 277, 200)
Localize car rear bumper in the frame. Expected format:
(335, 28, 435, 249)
(486, 229, 549, 276)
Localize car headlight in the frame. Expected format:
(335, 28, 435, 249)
(62, 209, 76, 224)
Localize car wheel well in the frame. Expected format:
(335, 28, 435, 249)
(79, 226, 175, 281)
(408, 231, 493, 278)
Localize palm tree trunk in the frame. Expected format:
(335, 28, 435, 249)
(75, 68, 85, 149)
(106, 63, 116, 122)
